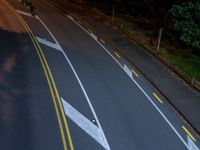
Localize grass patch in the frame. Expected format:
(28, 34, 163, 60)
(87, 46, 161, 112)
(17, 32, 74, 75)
(162, 51, 200, 81)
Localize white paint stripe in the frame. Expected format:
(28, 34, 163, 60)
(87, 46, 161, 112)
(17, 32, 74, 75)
(91, 33, 97, 41)
(37, 15, 110, 150)
(36, 36, 62, 51)
(123, 64, 133, 79)
(67, 15, 189, 149)
(16, 10, 33, 17)
(61, 97, 108, 149)
(68, 15, 74, 20)
(187, 135, 199, 150)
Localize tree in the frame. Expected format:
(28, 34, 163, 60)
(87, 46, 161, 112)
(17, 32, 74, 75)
(170, 1, 200, 52)
(19, 0, 36, 16)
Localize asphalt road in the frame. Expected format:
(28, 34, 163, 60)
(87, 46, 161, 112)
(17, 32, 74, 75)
(1, 0, 200, 149)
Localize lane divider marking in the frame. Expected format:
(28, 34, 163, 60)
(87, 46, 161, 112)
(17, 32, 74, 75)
(153, 93, 163, 104)
(114, 51, 121, 58)
(131, 69, 139, 77)
(182, 126, 196, 142)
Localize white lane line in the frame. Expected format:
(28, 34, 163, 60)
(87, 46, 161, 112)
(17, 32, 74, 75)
(36, 16, 111, 150)
(67, 15, 189, 149)
(16, 10, 33, 17)
(36, 36, 62, 51)
(61, 97, 109, 150)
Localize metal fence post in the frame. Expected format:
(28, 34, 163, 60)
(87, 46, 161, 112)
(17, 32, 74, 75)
(156, 27, 163, 56)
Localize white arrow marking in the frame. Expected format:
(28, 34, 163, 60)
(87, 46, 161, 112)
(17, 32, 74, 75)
(36, 36, 62, 51)
(61, 97, 110, 150)
(188, 135, 199, 150)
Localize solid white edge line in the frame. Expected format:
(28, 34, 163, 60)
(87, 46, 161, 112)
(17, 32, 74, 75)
(37, 15, 111, 150)
(67, 15, 189, 149)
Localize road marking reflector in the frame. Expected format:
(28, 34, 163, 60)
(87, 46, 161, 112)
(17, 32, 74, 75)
(182, 126, 196, 142)
(153, 93, 163, 103)
(114, 51, 121, 58)
(131, 69, 139, 77)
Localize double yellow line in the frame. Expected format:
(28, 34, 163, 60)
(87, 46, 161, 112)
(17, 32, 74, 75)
(1, 0, 74, 149)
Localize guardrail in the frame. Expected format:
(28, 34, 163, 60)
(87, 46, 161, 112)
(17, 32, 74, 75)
(86, 6, 200, 92)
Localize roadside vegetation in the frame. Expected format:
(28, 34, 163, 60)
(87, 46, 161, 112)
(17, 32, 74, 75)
(85, 0, 200, 81)
(19, 0, 36, 16)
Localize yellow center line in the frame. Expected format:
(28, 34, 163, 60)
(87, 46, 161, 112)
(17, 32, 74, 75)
(182, 126, 196, 142)
(31, 22, 74, 150)
(2, 0, 74, 149)
(153, 93, 163, 104)
(131, 69, 139, 77)
(114, 51, 121, 58)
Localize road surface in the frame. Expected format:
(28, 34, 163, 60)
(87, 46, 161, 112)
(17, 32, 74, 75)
(0, 0, 200, 149)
